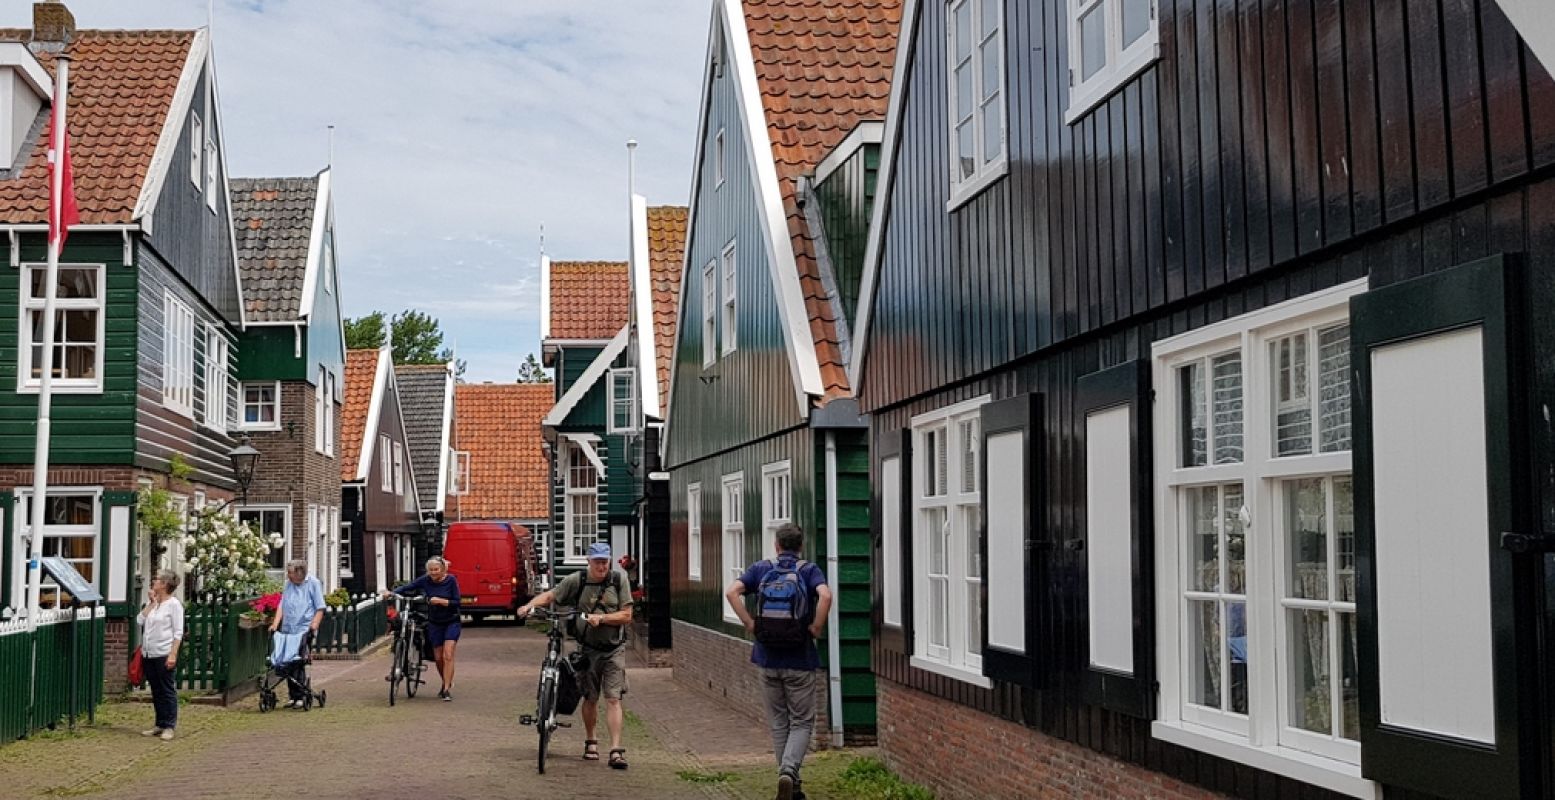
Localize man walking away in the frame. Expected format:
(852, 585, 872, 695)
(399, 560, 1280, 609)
(725, 523, 832, 800)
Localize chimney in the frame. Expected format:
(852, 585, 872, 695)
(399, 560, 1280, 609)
(32, 2, 75, 50)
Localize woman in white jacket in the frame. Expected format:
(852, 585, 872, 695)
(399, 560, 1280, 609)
(136, 569, 184, 740)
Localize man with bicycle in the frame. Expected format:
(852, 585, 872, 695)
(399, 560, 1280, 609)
(519, 542, 634, 769)
(724, 523, 833, 800)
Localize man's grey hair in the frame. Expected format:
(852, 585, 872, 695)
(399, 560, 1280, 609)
(285, 559, 308, 575)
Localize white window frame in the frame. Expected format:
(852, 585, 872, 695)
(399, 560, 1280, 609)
(761, 461, 791, 535)
(237, 504, 291, 576)
(162, 292, 196, 416)
(239, 381, 281, 431)
(1065, 0, 1160, 124)
(450, 450, 471, 496)
(202, 325, 230, 432)
(1151, 279, 1377, 799)
(563, 442, 601, 565)
(379, 434, 393, 492)
(189, 112, 203, 191)
(720, 241, 738, 356)
(17, 263, 106, 394)
(204, 135, 218, 212)
(607, 368, 639, 434)
(338, 510, 353, 578)
(392, 441, 406, 497)
(702, 259, 718, 368)
(11, 488, 102, 610)
(909, 395, 992, 688)
(687, 483, 703, 582)
(715, 127, 726, 187)
(721, 472, 745, 623)
(945, 0, 1009, 210)
(323, 371, 336, 457)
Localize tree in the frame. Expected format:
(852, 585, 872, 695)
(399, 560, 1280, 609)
(343, 310, 465, 377)
(517, 353, 552, 383)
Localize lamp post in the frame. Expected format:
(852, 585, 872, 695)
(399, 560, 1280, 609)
(229, 435, 260, 507)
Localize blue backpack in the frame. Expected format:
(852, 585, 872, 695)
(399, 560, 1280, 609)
(755, 559, 812, 647)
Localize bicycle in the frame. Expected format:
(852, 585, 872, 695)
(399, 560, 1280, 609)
(517, 608, 580, 774)
(385, 595, 429, 706)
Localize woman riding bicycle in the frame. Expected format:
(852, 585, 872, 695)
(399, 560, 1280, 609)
(382, 557, 461, 701)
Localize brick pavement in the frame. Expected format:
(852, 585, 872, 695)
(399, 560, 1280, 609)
(0, 624, 781, 800)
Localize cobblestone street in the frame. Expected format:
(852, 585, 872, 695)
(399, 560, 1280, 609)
(0, 625, 824, 800)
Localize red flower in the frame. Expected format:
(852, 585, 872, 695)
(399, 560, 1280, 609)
(250, 592, 282, 614)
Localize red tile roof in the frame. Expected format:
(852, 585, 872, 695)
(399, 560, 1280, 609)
(452, 383, 553, 521)
(646, 206, 687, 416)
(340, 349, 381, 482)
(0, 29, 197, 223)
(742, 0, 901, 399)
(548, 261, 630, 340)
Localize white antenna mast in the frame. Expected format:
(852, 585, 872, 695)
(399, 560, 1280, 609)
(328, 124, 335, 169)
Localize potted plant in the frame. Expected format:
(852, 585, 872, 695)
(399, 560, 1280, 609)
(241, 592, 281, 629)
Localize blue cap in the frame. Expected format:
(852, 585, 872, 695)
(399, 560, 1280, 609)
(588, 542, 611, 561)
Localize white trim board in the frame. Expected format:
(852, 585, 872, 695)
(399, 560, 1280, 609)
(562, 433, 607, 480)
(433, 364, 455, 508)
(814, 121, 884, 186)
(629, 194, 661, 419)
(847, 0, 921, 395)
(296, 167, 331, 322)
(354, 345, 392, 482)
(540, 253, 552, 340)
(0, 43, 51, 100)
(543, 325, 631, 428)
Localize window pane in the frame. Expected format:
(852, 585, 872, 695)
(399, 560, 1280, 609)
(1224, 484, 1246, 594)
(957, 120, 977, 180)
(954, 0, 972, 59)
(1318, 324, 1352, 452)
(1286, 478, 1328, 601)
(1274, 333, 1313, 456)
(1122, 0, 1150, 47)
(1289, 609, 1332, 735)
(968, 578, 982, 655)
(955, 62, 974, 122)
(1188, 486, 1219, 592)
(980, 37, 1001, 102)
(1340, 611, 1360, 740)
(63, 345, 95, 379)
(1180, 363, 1207, 467)
(930, 576, 948, 648)
(30, 267, 98, 300)
(62, 310, 96, 343)
(1080, 4, 1106, 81)
(965, 505, 983, 579)
(1188, 600, 1221, 709)
(1335, 477, 1355, 602)
(1211, 352, 1244, 464)
(982, 93, 1003, 162)
(960, 418, 979, 493)
(927, 508, 948, 574)
(43, 536, 94, 559)
(25, 494, 95, 527)
(1227, 601, 1248, 713)
(982, 0, 1001, 38)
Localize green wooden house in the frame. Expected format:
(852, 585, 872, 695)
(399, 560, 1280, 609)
(661, 0, 898, 744)
(0, 13, 244, 690)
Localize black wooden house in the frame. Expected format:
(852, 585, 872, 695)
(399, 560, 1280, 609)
(853, 0, 1555, 797)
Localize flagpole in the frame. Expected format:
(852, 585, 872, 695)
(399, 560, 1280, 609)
(25, 53, 72, 633)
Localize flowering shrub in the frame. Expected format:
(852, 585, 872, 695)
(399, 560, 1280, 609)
(183, 509, 281, 599)
(241, 591, 282, 623)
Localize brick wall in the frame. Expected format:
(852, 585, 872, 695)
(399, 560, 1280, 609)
(240, 381, 341, 563)
(671, 619, 832, 748)
(877, 679, 1223, 800)
(0, 466, 139, 491)
(103, 619, 129, 694)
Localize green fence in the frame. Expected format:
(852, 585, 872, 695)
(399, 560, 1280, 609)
(0, 607, 106, 742)
(176, 597, 268, 694)
(314, 595, 388, 655)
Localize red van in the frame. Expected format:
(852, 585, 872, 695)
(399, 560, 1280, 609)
(442, 522, 539, 622)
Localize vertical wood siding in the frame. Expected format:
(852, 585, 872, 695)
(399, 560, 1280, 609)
(665, 37, 806, 469)
(0, 232, 136, 464)
(815, 143, 881, 329)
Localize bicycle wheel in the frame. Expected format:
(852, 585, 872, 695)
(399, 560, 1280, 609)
(405, 633, 422, 699)
(536, 678, 556, 774)
(388, 636, 405, 707)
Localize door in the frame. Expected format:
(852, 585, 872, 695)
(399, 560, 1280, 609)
(1350, 255, 1536, 798)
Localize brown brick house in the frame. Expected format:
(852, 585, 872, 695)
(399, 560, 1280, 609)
(339, 347, 421, 593)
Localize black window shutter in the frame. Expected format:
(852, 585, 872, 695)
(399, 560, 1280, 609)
(980, 393, 1044, 688)
(1077, 360, 1155, 719)
(875, 427, 912, 655)
(1351, 255, 1533, 798)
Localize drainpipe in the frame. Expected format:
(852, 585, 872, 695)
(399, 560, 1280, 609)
(824, 432, 845, 748)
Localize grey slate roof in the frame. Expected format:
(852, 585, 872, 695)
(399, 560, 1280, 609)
(395, 364, 453, 513)
(231, 176, 319, 322)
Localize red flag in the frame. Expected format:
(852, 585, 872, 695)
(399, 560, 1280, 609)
(47, 107, 78, 253)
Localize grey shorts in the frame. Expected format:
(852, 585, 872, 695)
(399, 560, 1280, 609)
(577, 647, 628, 701)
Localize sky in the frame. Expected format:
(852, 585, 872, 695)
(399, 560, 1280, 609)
(3, 0, 711, 383)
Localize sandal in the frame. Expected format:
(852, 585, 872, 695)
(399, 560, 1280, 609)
(608, 748, 628, 770)
(583, 740, 600, 760)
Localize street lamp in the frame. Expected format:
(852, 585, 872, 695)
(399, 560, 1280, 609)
(229, 435, 260, 506)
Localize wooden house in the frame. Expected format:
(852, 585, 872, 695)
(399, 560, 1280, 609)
(394, 362, 455, 563)
(0, 5, 242, 687)
(229, 170, 345, 589)
(852, 0, 1555, 797)
(338, 346, 421, 593)
(662, 0, 900, 744)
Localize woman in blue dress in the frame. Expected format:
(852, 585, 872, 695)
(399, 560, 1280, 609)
(384, 556, 462, 700)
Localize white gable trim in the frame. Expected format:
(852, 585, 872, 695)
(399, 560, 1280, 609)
(356, 346, 392, 482)
(543, 325, 631, 428)
(0, 43, 51, 100)
(433, 364, 455, 508)
(720, 0, 824, 403)
(207, 43, 245, 330)
(629, 194, 661, 420)
(814, 121, 885, 186)
(1494, 1, 1555, 73)
(297, 167, 332, 321)
(847, 0, 921, 395)
(133, 28, 208, 225)
(562, 433, 607, 480)
(540, 254, 552, 339)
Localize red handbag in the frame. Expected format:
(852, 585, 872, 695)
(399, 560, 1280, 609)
(127, 646, 144, 687)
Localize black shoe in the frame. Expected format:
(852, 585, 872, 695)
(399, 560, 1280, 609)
(440, 689, 452, 702)
(776, 774, 794, 800)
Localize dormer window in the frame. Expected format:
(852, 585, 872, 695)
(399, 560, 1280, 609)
(0, 44, 52, 172)
(189, 112, 202, 191)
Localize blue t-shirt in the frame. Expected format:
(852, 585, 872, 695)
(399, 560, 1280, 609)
(278, 576, 325, 635)
(394, 574, 461, 625)
(737, 553, 827, 670)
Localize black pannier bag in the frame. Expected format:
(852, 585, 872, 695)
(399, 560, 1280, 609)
(554, 650, 587, 715)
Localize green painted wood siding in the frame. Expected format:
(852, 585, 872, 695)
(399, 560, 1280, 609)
(815, 143, 881, 330)
(554, 346, 605, 429)
(0, 232, 137, 464)
(305, 232, 346, 400)
(665, 34, 805, 469)
(236, 326, 303, 381)
(814, 427, 876, 731)
(549, 435, 612, 581)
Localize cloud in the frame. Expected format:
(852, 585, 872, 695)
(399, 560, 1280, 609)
(15, 0, 709, 381)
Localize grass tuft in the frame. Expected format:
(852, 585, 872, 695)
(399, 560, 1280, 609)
(824, 757, 934, 800)
(677, 769, 734, 784)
